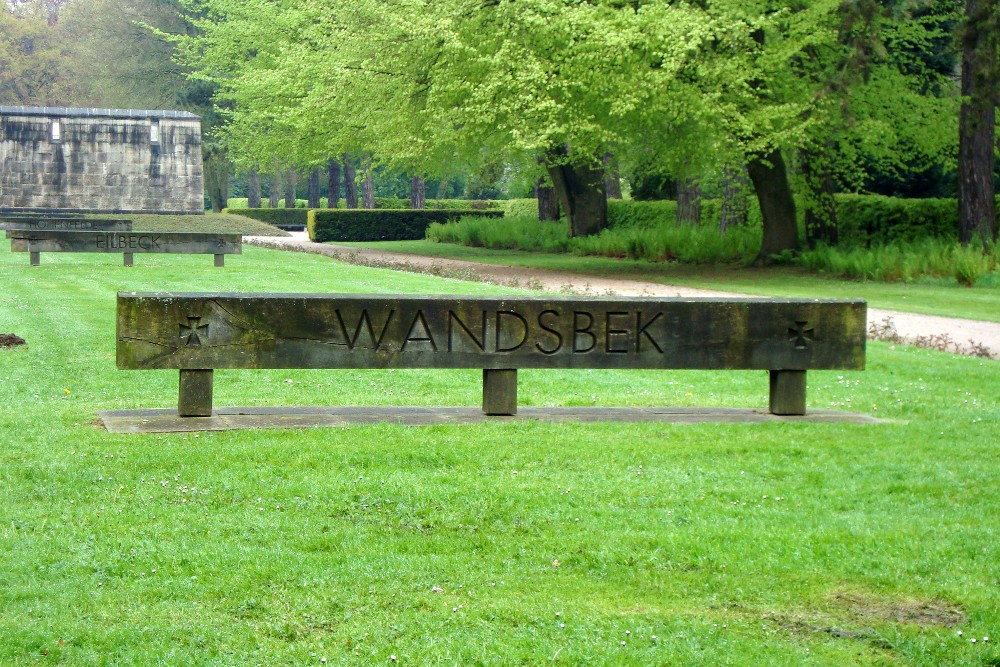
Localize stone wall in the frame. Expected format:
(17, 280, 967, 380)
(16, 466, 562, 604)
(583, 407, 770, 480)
(0, 106, 204, 214)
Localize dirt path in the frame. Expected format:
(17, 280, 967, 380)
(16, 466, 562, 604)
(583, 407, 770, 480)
(245, 232, 1000, 360)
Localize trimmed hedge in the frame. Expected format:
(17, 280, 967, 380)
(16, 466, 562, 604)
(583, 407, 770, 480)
(835, 195, 955, 245)
(835, 194, 1000, 246)
(228, 197, 504, 211)
(308, 209, 504, 242)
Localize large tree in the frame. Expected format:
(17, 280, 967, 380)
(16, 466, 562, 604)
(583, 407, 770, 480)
(958, 0, 999, 246)
(0, 5, 67, 103)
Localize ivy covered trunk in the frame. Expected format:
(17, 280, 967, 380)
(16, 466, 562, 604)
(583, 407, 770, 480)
(307, 168, 321, 208)
(677, 178, 701, 225)
(247, 168, 261, 209)
(410, 176, 426, 209)
(719, 163, 749, 233)
(342, 154, 358, 209)
(748, 149, 798, 263)
(203, 147, 229, 213)
(327, 158, 341, 208)
(958, 0, 998, 246)
(546, 149, 607, 237)
(536, 177, 560, 221)
(602, 153, 622, 200)
(801, 145, 838, 247)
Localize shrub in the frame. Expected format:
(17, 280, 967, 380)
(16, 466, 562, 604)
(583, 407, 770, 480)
(427, 215, 759, 263)
(835, 194, 958, 245)
(227, 198, 316, 210)
(309, 209, 503, 242)
(797, 238, 999, 284)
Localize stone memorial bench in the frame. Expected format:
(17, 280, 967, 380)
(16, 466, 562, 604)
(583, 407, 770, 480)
(116, 293, 866, 418)
(4, 218, 133, 237)
(9, 230, 241, 266)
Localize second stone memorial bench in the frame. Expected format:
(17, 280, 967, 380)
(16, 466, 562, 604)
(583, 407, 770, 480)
(116, 293, 867, 418)
(9, 229, 242, 266)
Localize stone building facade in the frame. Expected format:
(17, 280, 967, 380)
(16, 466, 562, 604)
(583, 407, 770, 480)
(0, 106, 204, 214)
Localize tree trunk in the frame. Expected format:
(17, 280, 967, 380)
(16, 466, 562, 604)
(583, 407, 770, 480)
(436, 178, 451, 199)
(546, 149, 607, 237)
(602, 153, 622, 200)
(747, 149, 798, 263)
(958, 0, 998, 246)
(203, 148, 229, 213)
(247, 168, 261, 208)
(327, 158, 341, 208)
(410, 176, 426, 209)
(361, 157, 375, 209)
(283, 168, 297, 208)
(536, 177, 560, 221)
(307, 168, 321, 208)
(342, 154, 358, 208)
(719, 163, 749, 233)
(268, 170, 281, 208)
(677, 177, 702, 225)
(801, 146, 838, 248)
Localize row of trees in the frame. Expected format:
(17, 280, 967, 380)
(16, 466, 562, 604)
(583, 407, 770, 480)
(174, 0, 997, 260)
(3, 0, 998, 258)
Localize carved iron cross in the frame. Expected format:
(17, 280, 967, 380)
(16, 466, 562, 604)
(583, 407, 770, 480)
(180, 316, 209, 347)
(788, 321, 815, 350)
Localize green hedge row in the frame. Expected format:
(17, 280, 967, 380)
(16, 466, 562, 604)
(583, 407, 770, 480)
(227, 197, 504, 211)
(308, 209, 504, 242)
(507, 195, 1000, 245)
(835, 194, 1000, 245)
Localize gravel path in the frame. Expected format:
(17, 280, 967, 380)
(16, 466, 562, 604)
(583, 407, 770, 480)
(245, 232, 1000, 360)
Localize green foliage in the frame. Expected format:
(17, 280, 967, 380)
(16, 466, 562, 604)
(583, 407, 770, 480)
(3, 235, 1000, 664)
(426, 215, 760, 264)
(228, 198, 503, 211)
(835, 194, 1000, 245)
(797, 238, 999, 284)
(501, 199, 540, 218)
(309, 209, 503, 243)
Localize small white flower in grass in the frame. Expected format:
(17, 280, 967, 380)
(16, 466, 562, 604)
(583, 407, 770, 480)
(651, 635, 657, 641)
(970, 638, 976, 643)
(560, 623, 565, 628)
(625, 630, 631, 636)
(958, 630, 964, 636)
(983, 637, 989, 642)
(391, 656, 397, 662)
(620, 641, 626, 646)
(431, 586, 444, 593)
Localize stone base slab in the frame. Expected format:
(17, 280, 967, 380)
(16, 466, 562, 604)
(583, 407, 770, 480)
(98, 405, 885, 433)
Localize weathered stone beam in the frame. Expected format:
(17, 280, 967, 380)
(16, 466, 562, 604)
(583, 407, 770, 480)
(117, 293, 867, 416)
(9, 230, 241, 266)
(3, 218, 132, 233)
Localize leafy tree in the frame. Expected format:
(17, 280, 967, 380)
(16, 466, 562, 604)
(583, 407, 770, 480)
(957, 0, 998, 245)
(0, 5, 66, 103)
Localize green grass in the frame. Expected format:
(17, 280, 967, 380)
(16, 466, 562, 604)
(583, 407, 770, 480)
(98, 212, 289, 236)
(347, 240, 1000, 323)
(1, 238, 999, 665)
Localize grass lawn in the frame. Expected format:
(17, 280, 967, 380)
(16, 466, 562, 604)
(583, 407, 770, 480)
(347, 240, 1000, 324)
(102, 212, 289, 237)
(1, 238, 998, 665)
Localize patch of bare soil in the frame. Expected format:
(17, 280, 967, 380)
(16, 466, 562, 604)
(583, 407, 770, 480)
(834, 591, 965, 627)
(0, 333, 26, 348)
